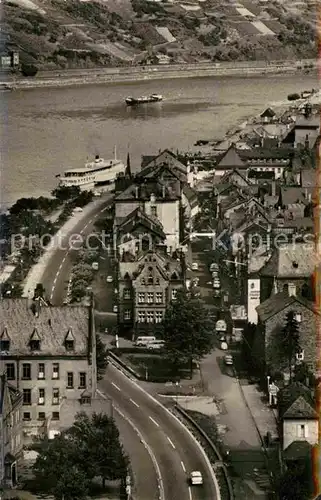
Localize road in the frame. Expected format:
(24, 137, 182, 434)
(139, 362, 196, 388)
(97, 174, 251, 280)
(40, 197, 220, 499)
(41, 195, 114, 304)
(99, 364, 219, 500)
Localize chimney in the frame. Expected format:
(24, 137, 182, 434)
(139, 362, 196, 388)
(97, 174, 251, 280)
(305, 188, 308, 199)
(271, 180, 276, 197)
(162, 185, 166, 198)
(308, 192, 312, 202)
(150, 193, 156, 204)
(48, 319, 52, 327)
(135, 186, 139, 199)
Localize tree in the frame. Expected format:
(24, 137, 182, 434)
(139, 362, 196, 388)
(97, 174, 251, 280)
(21, 63, 38, 77)
(161, 290, 215, 377)
(277, 456, 314, 500)
(280, 311, 300, 381)
(51, 185, 80, 202)
(33, 412, 129, 496)
(96, 333, 108, 380)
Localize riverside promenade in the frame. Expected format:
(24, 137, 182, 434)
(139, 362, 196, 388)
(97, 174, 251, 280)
(2, 58, 316, 90)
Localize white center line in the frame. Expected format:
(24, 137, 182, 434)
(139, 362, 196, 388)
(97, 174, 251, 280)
(80, 229, 84, 235)
(167, 436, 176, 449)
(84, 223, 88, 230)
(188, 486, 193, 500)
(181, 461, 186, 472)
(149, 416, 159, 428)
(53, 277, 57, 284)
(58, 263, 62, 270)
(62, 255, 66, 263)
(130, 398, 139, 408)
(111, 382, 121, 391)
(88, 218, 93, 224)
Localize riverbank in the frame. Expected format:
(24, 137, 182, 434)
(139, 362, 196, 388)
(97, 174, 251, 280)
(2, 59, 316, 90)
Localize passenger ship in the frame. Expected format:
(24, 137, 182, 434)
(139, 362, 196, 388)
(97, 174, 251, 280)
(56, 151, 125, 191)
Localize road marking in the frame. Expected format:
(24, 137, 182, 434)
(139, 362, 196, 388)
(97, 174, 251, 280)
(130, 398, 139, 408)
(167, 436, 176, 449)
(53, 276, 57, 284)
(50, 292, 53, 300)
(149, 416, 159, 428)
(62, 255, 66, 263)
(58, 263, 62, 271)
(80, 229, 84, 235)
(181, 461, 186, 472)
(88, 218, 93, 224)
(188, 486, 193, 500)
(84, 223, 88, 230)
(111, 382, 121, 391)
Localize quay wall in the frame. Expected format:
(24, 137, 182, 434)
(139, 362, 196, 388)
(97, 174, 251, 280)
(2, 59, 317, 89)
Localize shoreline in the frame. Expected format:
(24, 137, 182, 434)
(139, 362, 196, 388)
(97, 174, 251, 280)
(2, 61, 316, 90)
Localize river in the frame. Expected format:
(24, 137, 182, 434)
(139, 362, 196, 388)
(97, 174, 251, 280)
(1, 72, 318, 207)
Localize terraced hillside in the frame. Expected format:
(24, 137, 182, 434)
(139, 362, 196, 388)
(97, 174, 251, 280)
(3, 0, 316, 69)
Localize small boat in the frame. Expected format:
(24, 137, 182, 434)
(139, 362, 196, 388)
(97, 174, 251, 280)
(125, 94, 163, 106)
(301, 89, 316, 99)
(287, 93, 301, 101)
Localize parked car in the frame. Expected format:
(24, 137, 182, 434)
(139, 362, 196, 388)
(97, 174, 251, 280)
(213, 280, 221, 289)
(210, 263, 219, 272)
(190, 471, 203, 485)
(113, 305, 118, 313)
(213, 289, 221, 298)
(134, 336, 156, 347)
(92, 262, 99, 270)
(191, 262, 199, 271)
(212, 271, 219, 278)
(224, 354, 233, 366)
(72, 206, 83, 213)
(106, 275, 113, 283)
(147, 340, 165, 350)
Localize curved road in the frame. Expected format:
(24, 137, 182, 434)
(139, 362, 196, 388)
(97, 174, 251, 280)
(40, 199, 219, 500)
(99, 364, 219, 500)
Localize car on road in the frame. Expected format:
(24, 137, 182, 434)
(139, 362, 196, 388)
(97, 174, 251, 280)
(191, 262, 199, 271)
(147, 340, 165, 350)
(212, 271, 219, 278)
(213, 289, 221, 298)
(92, 262, 99, 270)
(134, 336, 156, 347)
(106, 275, 113, 283)
(190, 471, 203, 485)
(72, 206, 83, 213)
(224, 354, 233, 366)
(210, 263, 219, 272)
(213, 279, 221, 289)
(113, 305, 118, 313)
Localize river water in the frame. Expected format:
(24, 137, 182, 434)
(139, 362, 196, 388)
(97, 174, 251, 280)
(1, 72, 318, 207)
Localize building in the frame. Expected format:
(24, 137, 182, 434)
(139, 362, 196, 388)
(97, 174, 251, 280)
(0, 374, 23, 488)
(278, 382, 318, 451)
(0, 51, 19, 69)
(113, 207, 166, 257)
(255, 291, 319, 375)
(0, 298, 97, 442)
(117, 249, 184, 333)
(114, 182, 181, 252)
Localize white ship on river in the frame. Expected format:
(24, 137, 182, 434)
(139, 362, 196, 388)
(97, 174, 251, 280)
(56, 151, 125, 191)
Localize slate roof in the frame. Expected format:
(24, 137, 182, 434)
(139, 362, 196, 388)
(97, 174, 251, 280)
(116, 207, 166, 239)
(260, 107, 276, 118)
(278, 382, 315, 419)
(280, 187, 311, 206)
(295, 115, 320, 128)
(215, 145, 246, 170)
(240, 147, 293, 160)
(256, 291, 317, 322)
(260, 244, 317, 278)
(283, 440, 313, 460)
(0, 299, 90, 356)
(115, 180, 180, 201)
(140, 149, 187, 175)
(118, 249, 182, 280)
(283, 396, 318, 420)
(182, 184, 198, 206)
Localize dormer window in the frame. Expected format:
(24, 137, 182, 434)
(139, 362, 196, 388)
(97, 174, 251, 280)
(0, 340, 10, 351)
(0, 328, 10, 351)
(64, 328, 75, 351)
(29, 328, 41, 351)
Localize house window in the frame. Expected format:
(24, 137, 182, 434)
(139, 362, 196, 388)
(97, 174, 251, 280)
(296, 349, 305, 361)
(65, 340, 74, 351)
(151, 206, 157, 218)
(138, 292, 145, 304)
(146, 311, 154, 323)
(155, 292, 163, 303)
(295, 313, 302, 323)
(38, 388, 45, 405)
(6, 363, 15, 380)
(147, 292, 154, 303)
(22, 363, 31, 380)
(155, 311, 163, 323)
(30, 339, 40, 351)
(52, 388, 60, 405)
(38, 363, 45, 379)
(80, 396, 91, 405)
(124, 309, 131, 320)
(137, 311, 145, 323)
(148, 268, 153, 284)
(0, 340, 10, 351)
(298, 424, 307, 438)
(52, 363, 59, 379)
(38, 412, 46, 421)
(124, 288, 131, 299)
(171, 289, 178, 300)
(52, 412, 60, 421)
(23, 389, 31, 406)
(67, 372, 74, 388)
(23, 412, 31, 421)
(79, 372, 86, 389)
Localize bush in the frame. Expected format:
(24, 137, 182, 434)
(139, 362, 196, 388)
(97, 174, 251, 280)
(21, 63, 38, 76)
